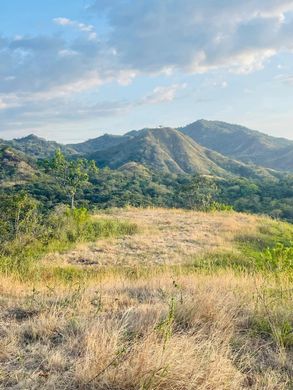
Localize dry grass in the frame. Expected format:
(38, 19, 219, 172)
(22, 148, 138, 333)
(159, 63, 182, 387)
(48, 208, 263, 267)
(0, 208, 292, 389)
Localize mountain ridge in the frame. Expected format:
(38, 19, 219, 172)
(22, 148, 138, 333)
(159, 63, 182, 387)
(1, 119, 292, 175)
(87, 127, 280, 179)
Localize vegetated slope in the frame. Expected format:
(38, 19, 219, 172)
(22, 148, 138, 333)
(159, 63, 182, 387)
(89, 127, 279, 179)
(5, 134, 78, 159)
(0, 145, 40, 185)
(180, 119, 293, 172)
(68, 133, 129, 154)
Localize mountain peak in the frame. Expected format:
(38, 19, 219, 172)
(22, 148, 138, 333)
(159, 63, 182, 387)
(17, 134, 43, 142)
(180, 120, 293, 171)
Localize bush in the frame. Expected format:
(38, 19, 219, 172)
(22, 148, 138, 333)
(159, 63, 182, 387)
(0, 197, 138, 277)
(255, 243, 293, 273)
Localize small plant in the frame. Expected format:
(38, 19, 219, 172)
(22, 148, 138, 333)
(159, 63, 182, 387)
(255, 243, 293, 272)
(155, 296, 176, 349)
(209, 201, 234, 212)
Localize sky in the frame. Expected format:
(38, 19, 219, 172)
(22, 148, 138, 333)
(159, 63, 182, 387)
(0, 0, 293, 143)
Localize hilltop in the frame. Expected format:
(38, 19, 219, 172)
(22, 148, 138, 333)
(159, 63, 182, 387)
(5, 134, 78, 159)
(180, 120, 293, 171)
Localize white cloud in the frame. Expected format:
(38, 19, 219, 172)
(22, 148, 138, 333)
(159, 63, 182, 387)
(1, 1, 293, 135)
(53, 17, 71, 26)
(58, 49, 79, 57)
(276, 74, 293, 85)
(53, 17, 97, 40)
(143, 84, 187, 104)
(0, 99, 8, 110)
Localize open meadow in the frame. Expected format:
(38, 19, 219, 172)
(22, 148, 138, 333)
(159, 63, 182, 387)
(0, 208, 293, 389)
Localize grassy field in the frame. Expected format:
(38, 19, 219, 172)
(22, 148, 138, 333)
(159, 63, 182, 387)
(0, 208, 293, 389)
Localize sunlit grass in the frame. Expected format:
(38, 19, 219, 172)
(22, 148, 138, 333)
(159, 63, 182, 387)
(0, 208, 292, 389)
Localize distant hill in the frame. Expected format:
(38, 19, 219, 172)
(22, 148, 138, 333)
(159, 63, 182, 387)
(180, 120, 293, 172)
(1, 119, 292, 178)
(88, 127, 279, 179)
(68, 134, 128, 154)
(5, 134, 78, 159)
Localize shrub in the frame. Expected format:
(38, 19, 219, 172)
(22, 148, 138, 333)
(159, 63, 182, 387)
(255, 243, 293, 273)
(0, 198, 138, 277)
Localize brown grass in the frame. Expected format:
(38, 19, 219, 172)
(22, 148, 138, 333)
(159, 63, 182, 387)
(0, 208, 292, 389)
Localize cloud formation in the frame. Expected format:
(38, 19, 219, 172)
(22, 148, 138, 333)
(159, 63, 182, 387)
(90, 0, 293, 74)
(53, 17, 97, 40)
(1, 0, 293, 137)
(143, 84, 187, 104)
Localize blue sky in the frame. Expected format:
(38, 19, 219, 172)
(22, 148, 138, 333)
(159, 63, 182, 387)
(1, 0, 293, 142)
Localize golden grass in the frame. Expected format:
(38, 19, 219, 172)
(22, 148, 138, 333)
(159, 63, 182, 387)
(0, 208, 292, 389)
(48, 208, 263, 267)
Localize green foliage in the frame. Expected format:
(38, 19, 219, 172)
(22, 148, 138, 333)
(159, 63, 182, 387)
(191, 251, 253, 272)
(1, 149, 293, 222)
(5, 134, 77, 159)
(177, 175, 218, 211)
(0, 196, 137, 278)
(155, 296, 176, 349)
(46, 149, 97, 208)
(255, 244, 293, 273)
(252, 317, 293, 348)
(0, 192, 39, 243)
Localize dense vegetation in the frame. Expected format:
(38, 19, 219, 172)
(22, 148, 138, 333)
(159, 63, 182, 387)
(1, 150, 292, 222)
(0, 192, 137, 278)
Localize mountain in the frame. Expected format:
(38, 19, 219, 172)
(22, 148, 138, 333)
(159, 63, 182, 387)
(5, 134, 78, 159)
(2, 120, 292, 178)
(180, 120, 293, 172)
(88, 127, 279, 179)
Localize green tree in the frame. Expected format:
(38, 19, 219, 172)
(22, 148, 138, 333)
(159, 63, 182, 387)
(180, 175, 218, 211)
(49, 149, 91, 209)
(0, 192, 39, 243)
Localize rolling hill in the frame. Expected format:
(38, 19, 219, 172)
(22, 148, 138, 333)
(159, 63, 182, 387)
(1, 120, 292, 178)
(5, 134, 78, 159)
(88, 127, 279, 179)
(180, 120, 293, 172)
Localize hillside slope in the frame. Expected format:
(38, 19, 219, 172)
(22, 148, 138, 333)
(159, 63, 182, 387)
(0, 145, 39, 185)
(68, 134, 128, 154)
(180, 120, 293, 171)
(89, 127, 278, 179)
